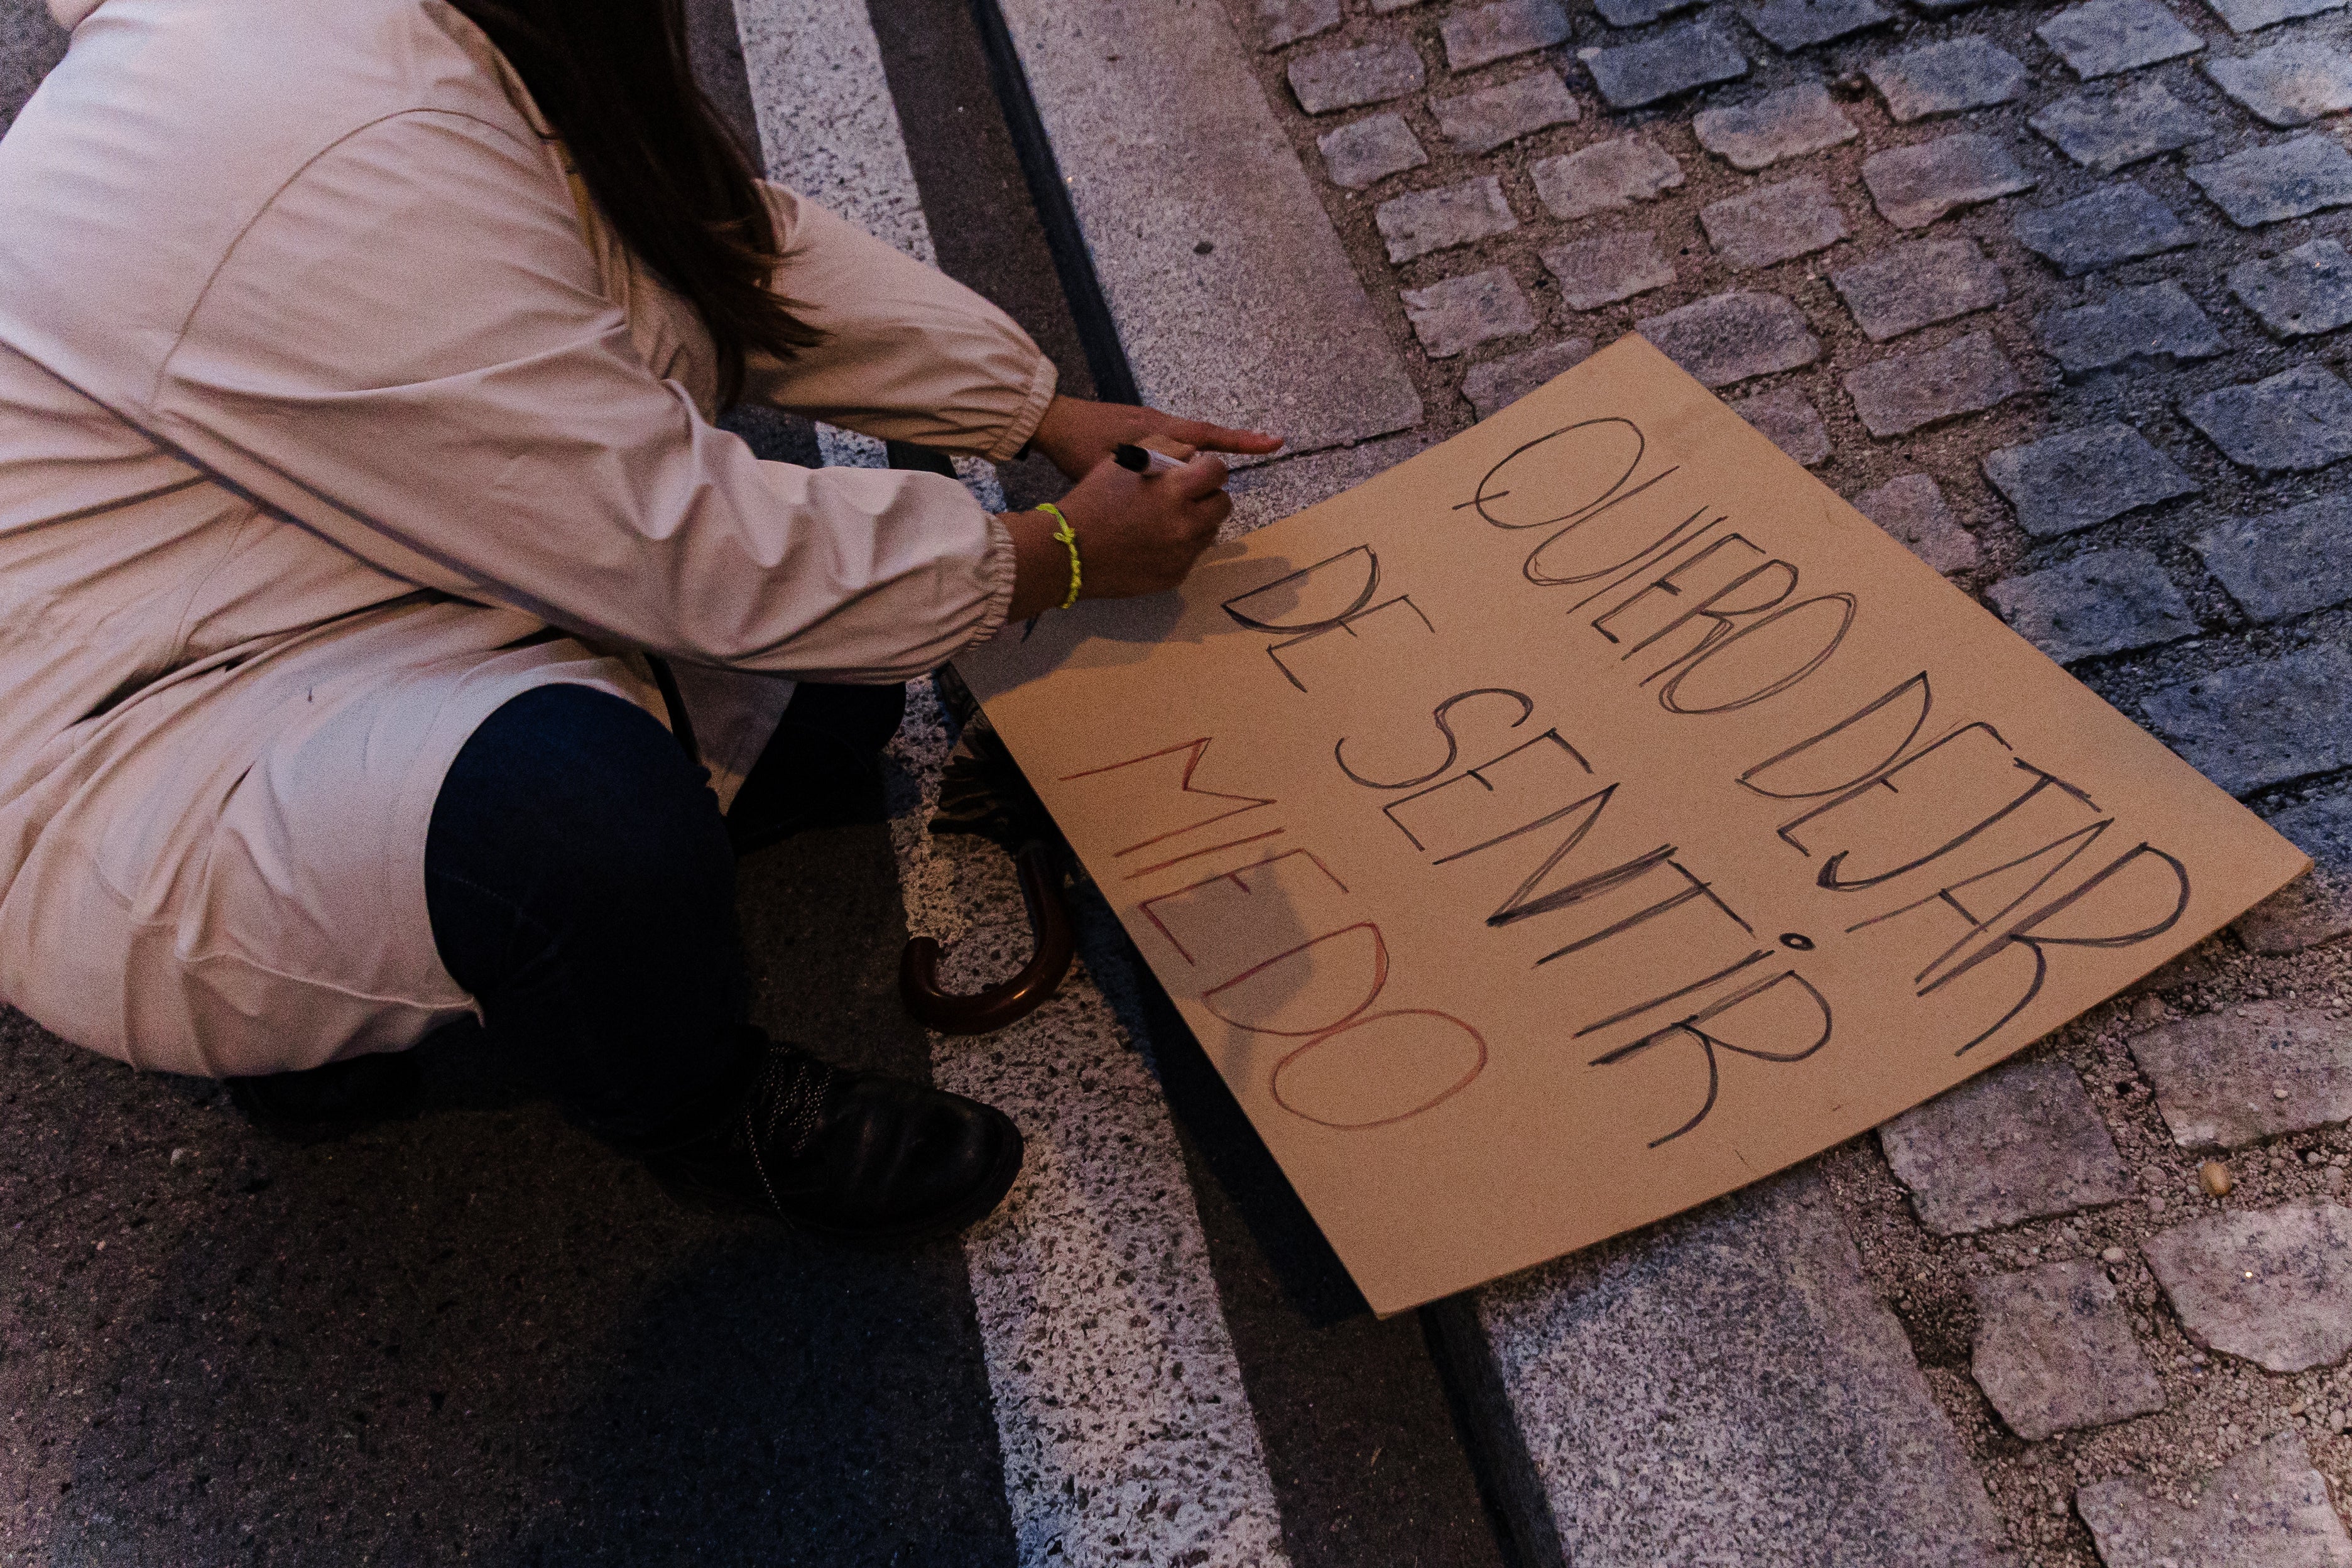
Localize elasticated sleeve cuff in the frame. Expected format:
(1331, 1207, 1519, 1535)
(984, 352, 1060, 466)
(959, 509, 1021, 648)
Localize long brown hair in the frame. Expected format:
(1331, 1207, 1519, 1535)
(449, 0, 821, 405)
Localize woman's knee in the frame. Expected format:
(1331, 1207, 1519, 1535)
(426, 683, 734, 994)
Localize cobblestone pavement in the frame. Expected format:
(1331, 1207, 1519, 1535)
(1230, 0, 2352, 1558)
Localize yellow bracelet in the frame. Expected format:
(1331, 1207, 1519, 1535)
(1037, 501, 1081, 611)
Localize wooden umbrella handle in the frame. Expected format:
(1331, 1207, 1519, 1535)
(899, 841, 1075, 1035)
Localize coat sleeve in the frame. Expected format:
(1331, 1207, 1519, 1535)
(146, 109, 1013, 682)
(739, 185, 1058, 464)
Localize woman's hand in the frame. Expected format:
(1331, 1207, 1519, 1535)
(1026, 395, 1283, 479)
(1001, 452, 1234, 621)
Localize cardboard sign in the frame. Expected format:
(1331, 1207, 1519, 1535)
(959, 336, 2309, 1315)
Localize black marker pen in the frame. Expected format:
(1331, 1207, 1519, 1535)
(1113, 442, 1187, 476)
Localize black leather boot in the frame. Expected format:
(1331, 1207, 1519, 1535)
(646, 1032, 1023, 1239)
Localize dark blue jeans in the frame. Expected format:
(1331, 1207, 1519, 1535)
(423, 680, 905, 1142)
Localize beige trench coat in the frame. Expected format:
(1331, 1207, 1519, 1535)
(0, 0, 1056, 1076)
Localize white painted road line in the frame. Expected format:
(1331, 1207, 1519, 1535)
(729, 0, 937, 475)
(891, 694, 1293, 1567)
(993, 0, 1422, 456)
(731, 5, 1293, 1563)
(735, 0, 932, 264)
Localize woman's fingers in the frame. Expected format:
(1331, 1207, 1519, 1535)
(1152, 415, 1285, 455)
(1193, 488, 1235, 536)
(1030, 395, 1285, 478)
(1168, 452, 1231, 502)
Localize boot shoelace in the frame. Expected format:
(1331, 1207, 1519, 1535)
(743, 1048, 840, 1216)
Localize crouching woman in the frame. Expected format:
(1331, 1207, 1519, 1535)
(0, 0, 1276, 1235)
